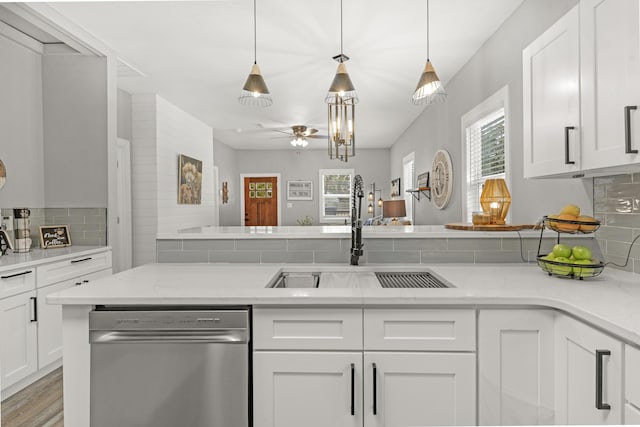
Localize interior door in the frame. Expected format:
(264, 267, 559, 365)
(244, 176, 278, 226)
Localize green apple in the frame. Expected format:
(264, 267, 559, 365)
(553, 244, 572, 258)
(572, 245, 593, 261)
(551, 257, 573, 276)
(546, 252, 556, 260)
(573, 259, 597, 277)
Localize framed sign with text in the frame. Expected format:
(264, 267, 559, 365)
(39, 225, 72, 249)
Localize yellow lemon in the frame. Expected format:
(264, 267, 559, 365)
(559, 204, 580, 217)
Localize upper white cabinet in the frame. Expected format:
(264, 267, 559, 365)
(524, 0, 640, 178)
(555, 314, 623, 425)
(523, 5, 581, 178)
(581, 0, 640, 171)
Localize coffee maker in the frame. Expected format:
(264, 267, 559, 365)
(13, 208, 31, 252)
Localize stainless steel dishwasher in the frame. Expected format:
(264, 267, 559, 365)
(89, 307, 250, 427)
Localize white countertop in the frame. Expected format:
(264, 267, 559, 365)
(0, 246, 111, 273)
(48, 262, 640, 346)
(156, 225, 549, 239)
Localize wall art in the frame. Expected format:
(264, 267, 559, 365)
(178, 154, 202, 204)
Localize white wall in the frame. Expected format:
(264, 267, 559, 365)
(131, 94, 214, 266)
(213, 139, 239, 226)
(155, 96, 214, 231)
(0, 26, 44, 207)
(390, 0, 591, 225)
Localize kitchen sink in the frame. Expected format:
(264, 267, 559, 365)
(266, 270, 453, 289)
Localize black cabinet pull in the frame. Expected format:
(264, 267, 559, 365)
(565, 126, 576, 164)
(350, 363, 355, 416)
(625, 106, 638, 154)
(1, 270, 32, 279)
(30, 297, 37, 322)
(372, 363, 377, 415)
(596, 349, 611, 410)
(70, 257, 92, 264)
(82, 279, 89, 283)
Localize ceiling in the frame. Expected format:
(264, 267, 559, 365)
(50, 0, 524, 150)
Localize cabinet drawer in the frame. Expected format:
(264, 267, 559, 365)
(625, 403, 640, 425)
(364, 308, 476, 351)
(626, 344, 640, 408)
(0, 266, 36, 299)
(253, 308, 362, 350)
(36, 250, 112, 287)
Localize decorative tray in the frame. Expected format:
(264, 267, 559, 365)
(542, 215, 600, 234)
(536, 256, 605, 280)
(445, 223, 537, 231)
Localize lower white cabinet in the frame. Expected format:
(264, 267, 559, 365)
(36, 269, 112, 368)
(253, 351, 362, 427)
(363, 352, 475, 427)
(555, 314, 623, 425)
(0, 291, 37, 390)
(478, 309, 555, 425)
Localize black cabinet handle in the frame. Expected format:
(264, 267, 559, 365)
(596, 349, 611, 410)
(1, 270, 33, 279)
(70, 257, 92, 264)
(82, 279, 89, 283)
(372, 363, 377, 415)
(625, 106, 638, 154)
(565, 126, 576, 164)
(350, 363, 355, 416)
(30, 297, 37, 322)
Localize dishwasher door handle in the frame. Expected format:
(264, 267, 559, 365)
(90, 329, 248, 344)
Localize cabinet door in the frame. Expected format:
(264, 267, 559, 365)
(523, 5, 581, 178)
(0, 291, 37, 390)
(555, 315, 622, 424)
(37, 269, 112, 368)
(581, 0, 640, 170)
(478, 309, 555, 425)
(363, 352, 475, 427)
(253, 351, 362, 427)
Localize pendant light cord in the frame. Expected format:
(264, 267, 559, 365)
(340, 0, 344, 59)
(253, 0, 257, 64)
(426, 0, 430, 60)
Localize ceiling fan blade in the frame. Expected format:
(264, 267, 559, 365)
(272, 129, 294, 135)
(303, 128, 319, 136)
(308, 134, 328, 139)
(269, 135, 296, 140)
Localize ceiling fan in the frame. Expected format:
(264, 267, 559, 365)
(270, 125, 327, 147)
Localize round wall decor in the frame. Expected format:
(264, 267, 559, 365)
(431, 149, 453, 210)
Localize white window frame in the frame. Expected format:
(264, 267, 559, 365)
(402, 152, 415, 224)
(319, 168, 354, 224)
(460, 86, 510, 223)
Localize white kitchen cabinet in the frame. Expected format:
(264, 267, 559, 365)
(523, 5, 581, 178)
(478, 309, 555, 426)
(580, 0, 640, 171)
(253, 351, 362, 427)
(555, 314, 623, 424)
(363, 352, 475, 427)
(624, 344, 640, 424)
(0, 291, 38, 390)
(36, 269, 111, 368)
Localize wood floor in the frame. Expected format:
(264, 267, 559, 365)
(1, 368, 63, 427)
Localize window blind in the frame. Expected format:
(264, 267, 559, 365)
(466, 109, 505, 222)
(403, 157, 415, 223)
(320, 170, 353, 220)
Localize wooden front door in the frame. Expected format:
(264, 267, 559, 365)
(244, 176, 278, 226)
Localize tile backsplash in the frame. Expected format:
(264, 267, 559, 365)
(0, 207, 107, 248)
(594, 173, 640, 274)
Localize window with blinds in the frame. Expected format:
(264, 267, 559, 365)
(465, 108, 506, 222)
(319, 169, 353, 223)
(403, 153, 415, 223)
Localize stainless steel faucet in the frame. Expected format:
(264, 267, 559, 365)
(350, 175, 364, 265)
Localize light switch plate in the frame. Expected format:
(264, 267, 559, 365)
(2, 215, 13, 231)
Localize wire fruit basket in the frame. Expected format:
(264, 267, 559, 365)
(542, 215, 600, 234)
(536, 256, 605, 279)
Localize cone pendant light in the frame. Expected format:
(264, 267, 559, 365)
(326, 0, 358, 162)
(239, 0, 272, 107)
(412, 0, 446, 105)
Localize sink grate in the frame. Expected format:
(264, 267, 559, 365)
(375, 272, 450, 288)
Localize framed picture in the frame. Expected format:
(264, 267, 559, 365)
(178, 154, 203, 204)
(287, 180, 313, 200)
(391, 178, 401, 197)
(417, 172, 430, 189)
(39, 225, 71, 249)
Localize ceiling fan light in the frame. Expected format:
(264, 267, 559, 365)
(412, 60, 446, 105)
(239, 63, 272, 107)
